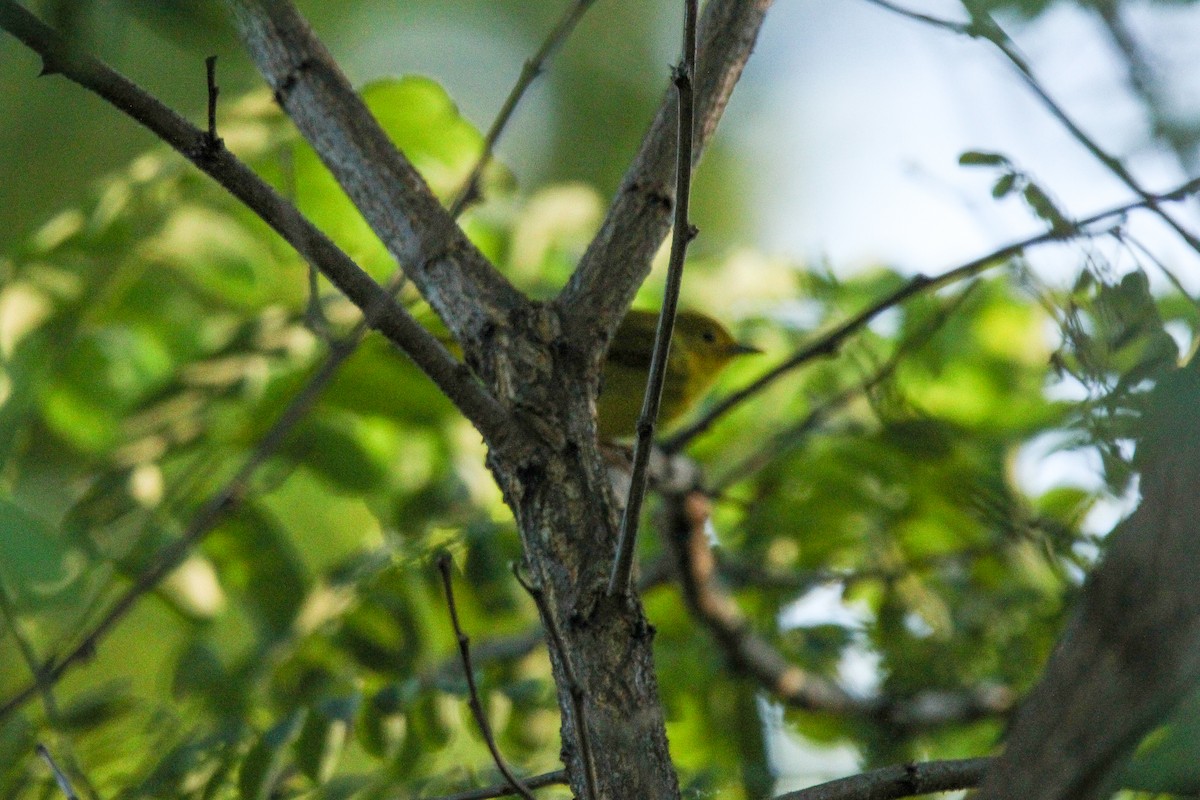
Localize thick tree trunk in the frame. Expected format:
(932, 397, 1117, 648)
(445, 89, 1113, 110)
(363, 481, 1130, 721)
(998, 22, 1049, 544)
(488, 359, 681, 799)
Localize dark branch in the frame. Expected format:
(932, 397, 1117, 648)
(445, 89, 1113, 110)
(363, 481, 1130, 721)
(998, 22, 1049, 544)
(437, 555, 536, 800)
(609, 0, 700, 597)
(773, 757, 991, 800)
(204, 54, 221, 148)
(712, 282, 977, 490)
(424, 769, 569, 800)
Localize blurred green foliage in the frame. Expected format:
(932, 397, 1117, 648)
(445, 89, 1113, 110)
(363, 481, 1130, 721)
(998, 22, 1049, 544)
(3, 3, 1200, 799)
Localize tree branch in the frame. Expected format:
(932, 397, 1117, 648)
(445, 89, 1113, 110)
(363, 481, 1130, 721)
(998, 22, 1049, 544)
(772, 757, 990, 800)
(224, 0, 527, 352)
(512, 565, 598, 800)
(425, 769, 569, 800)
(864, 0, 1200, 255)
(662, 176, 1200, 451)
(0, 1, 512, 447)
(609, 0, 700, 597)
(437, 555, 536, 800)
(977, 365, 1200, 799)
(557, 0, 774, 358)
(449, 0, 599, 217)
(661, 490, 1014, 726)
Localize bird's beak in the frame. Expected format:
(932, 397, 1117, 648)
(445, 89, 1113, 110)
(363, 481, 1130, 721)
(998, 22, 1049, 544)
(729, 342, 761, 356)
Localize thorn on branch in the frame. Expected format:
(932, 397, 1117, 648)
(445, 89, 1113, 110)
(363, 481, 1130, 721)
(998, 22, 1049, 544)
(204, 55, 222, 152)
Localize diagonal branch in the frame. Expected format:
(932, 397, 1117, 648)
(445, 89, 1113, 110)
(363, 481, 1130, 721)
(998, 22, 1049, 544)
(609, 0, 700, 597)
(449, 0, 599, 217)
(0, 1, 511, 447)
(437, 555, 536, 800)
(863, 0, 1200, 256)
(661, 489, 1015, 727)
(663, 175, 1200, 451)
(224, 0, 527, 351)
(557, 0, 774, 358)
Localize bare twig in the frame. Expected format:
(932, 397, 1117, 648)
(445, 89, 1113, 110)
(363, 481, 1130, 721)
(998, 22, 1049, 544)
(512, 565, 598, 800)
(661, 490, 1015, 725)
(424, 769, 569, 800)
(608, 0, 701, 596)
(558, 0, 774, 358)
(36, 744, 80, 800)
(772, 757, 991, 800)
(436, 555, 536, 800)
(662, 175, 1200, 452)
(449, 0, 598, 217)
(0, 1, 511, 445)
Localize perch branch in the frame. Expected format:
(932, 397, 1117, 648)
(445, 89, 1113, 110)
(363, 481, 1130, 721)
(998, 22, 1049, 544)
(426, 770, 569, 800)
(772, 757, 991, 800)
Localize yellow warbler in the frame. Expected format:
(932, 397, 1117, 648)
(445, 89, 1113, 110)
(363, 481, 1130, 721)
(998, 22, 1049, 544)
(597, 309, 759, 439)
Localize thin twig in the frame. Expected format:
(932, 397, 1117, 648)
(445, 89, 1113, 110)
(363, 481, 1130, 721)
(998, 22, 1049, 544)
(662, 174, 1200, 452)
(963, 3, 1200, 255)
(511, 564, 598, 800)
(608, 0, 701, 597)
(1, 587, 99, 800)
(713, 282, 978, 490)
(864, 0, 1200, 255)
(771, 757, 991, 800)
(436, 555, 536, 800)
(36, 744, 80, 800)
(449, 0, 598, 217)
(423, 769, 568, 800)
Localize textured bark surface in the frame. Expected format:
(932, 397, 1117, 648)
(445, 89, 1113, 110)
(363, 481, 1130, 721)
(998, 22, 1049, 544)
(484, 330, 681, 798)
(978, 364, 1200, 800)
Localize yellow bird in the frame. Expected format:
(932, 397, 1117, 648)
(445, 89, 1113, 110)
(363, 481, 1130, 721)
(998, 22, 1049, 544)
(597, 309, 759, 439)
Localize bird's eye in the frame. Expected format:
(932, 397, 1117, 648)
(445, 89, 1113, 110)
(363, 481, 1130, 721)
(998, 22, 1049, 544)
(702, 329, 717, 343)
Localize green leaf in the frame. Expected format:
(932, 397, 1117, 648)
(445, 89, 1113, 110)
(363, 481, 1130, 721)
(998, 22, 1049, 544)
(238, 710, 307, 800)
(959, 150, 1011, 167)
(0, 497, 76, 608)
